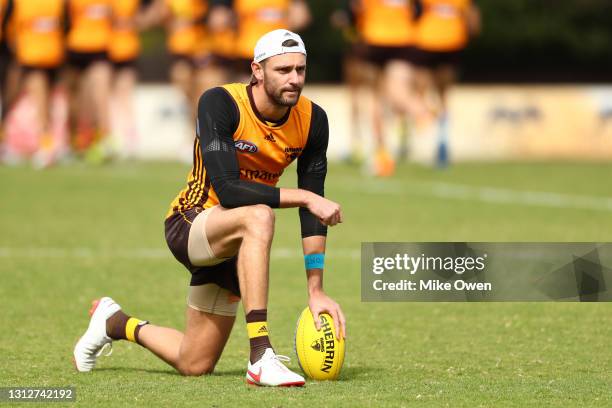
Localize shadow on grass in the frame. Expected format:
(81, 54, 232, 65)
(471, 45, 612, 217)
(95, 367, 252, 378)
(94, 365, 372, 381)
(95, 367, 180, 376)
(217, 365, 374, 382)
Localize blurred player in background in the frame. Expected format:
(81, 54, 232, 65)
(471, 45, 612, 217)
(142, 0, 210, 119)
(107, 0, 149, 159)
(349, 0, 426, 177)
(192, 1, 234, 97)
(0, 0, 11, 126)
(164, 0, 206, 112)
(414, 0, 480, 167)
(139, 0, 233, 161)
(73, 29, 346, 387)
(66, 0, 113, 162)
(1, 0, 68, 167)
(0, 0, 24, 142)
(230, 0, 311, 80)
(330, 0, 371, 165)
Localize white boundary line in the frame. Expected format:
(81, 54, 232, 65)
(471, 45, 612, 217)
(0, 247, 361, 260)
(339, 180, 612, 212)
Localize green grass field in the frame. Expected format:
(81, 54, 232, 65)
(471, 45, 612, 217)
(2, 161, 612, 407)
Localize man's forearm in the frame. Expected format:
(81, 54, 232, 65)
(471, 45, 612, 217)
(306, 269, 323, 296)
(278, 187, 317, 208)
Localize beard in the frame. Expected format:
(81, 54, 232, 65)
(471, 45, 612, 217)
(264, 81, 303, 107)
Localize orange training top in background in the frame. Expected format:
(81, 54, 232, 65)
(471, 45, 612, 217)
(12, 0, 65, 67)
(166, 0, 206, 57)
(0, 0, 6, 42)
(209, 24, 235, 59)
(415, 0, 471, 52)
(357, 0, 416, 47)
(67, 0, 113, 53)
(234, 0, 289, 60)
(108, 0, 140, 62)
(3, 0, 18, 49)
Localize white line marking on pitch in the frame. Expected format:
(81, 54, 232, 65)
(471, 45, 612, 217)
(0, 247, 360, 259)
(340, 180, 612, 212)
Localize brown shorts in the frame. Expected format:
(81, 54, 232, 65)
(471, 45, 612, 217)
(170, 53, 195, 67)
(67, 51, 109, 71)
(412, 49, 463, 69)
(357, 44, 420, 67)
(112, 59, 138, 70)
(165, 207, 241, 297)
(193, 52, 234, 69)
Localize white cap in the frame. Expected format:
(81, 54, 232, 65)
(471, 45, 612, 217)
(253, 29, 307, 63)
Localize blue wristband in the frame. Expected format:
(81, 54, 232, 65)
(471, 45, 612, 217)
(304, 253, 325, 270)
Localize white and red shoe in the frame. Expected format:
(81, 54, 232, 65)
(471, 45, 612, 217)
(73, 297, 121, 372)
(246, 348, 305, 387)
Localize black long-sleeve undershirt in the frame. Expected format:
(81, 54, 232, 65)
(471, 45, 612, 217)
(197, 87, 329, 237)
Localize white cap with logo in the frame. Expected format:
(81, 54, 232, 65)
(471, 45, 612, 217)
(253, 29, 307, 63)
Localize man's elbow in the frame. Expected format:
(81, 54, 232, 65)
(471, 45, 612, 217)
(216, 189, 239, 208)
(210, 179, 238, 208)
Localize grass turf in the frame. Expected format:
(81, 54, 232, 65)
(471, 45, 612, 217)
(1, 161, 612, 407)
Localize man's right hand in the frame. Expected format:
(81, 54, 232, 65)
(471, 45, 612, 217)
(307, 195, 343, 226)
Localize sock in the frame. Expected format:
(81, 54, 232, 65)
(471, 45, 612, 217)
(246, 309, 273, 364)
(398, 117, 410, 162)
(437, 112, 449, 166)
(106, 310, 149, 344)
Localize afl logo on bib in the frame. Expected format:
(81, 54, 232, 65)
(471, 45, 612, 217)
(235, 140, 258, 153)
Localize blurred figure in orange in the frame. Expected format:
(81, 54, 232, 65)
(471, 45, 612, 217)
(231, 0, 311, 80)
(193, 1, 234, 97)
(1, 0, 22, 133)
(107, 0, 152, 159)
(349, 0, 426, 177)
(330, 1, 369, 165)
(139, 0, 233, 163)
(2, 0, 68, 167)
(414, 0, 480, 167)
(140, 0, 207, 115)
(66, 0, 114, 162)
(165, 0, 206, 111)
(0, 0, 9, 121)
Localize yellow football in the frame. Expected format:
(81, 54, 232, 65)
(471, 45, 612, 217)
(294, 307, 345, 380)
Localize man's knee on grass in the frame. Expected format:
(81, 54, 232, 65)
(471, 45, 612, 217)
(177, 358, 217, 376)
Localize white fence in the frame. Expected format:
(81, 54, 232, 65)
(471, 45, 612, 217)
(130, 84, 612, 162)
